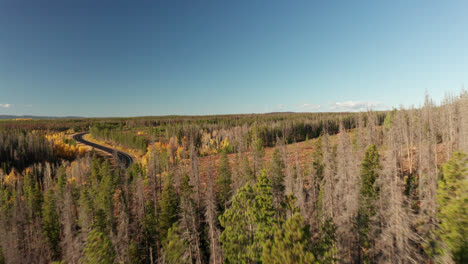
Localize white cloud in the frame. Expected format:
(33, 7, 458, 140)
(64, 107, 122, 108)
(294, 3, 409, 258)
(328, 101, 387, 111)
(300, 103, 321, 111)
(269, 103, 322, 112)
(0, 104, 11, 108)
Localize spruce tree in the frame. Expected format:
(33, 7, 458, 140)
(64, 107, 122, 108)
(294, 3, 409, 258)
(127, 240, 141, 264)
(0, 245, 4, 264)
(357, 144, 380, 263)
(162, 223, 189, 264)
(219, 183, 257, 263)
(219, 170, 278, 263)
(314, 218, 338, 264)
(83, 229, 116, 264)
(142, 200, 157, 263)
(158, 173, 180, 239)
(42, 189, 60, 260)
(253, 170, 279, 245)
(96, 161, 116, 230)
(269, 148, 286, 215)
(262, 213, 317, 264)
(23, 169, 42, 219)
(216, 150, 232, 211)
(436, 152, 468, 263)
(56, 166, 66, 198)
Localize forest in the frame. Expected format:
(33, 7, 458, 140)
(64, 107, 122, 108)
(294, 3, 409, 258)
(0, 92, 467, 264)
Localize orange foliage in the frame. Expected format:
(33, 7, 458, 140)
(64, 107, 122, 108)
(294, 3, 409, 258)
(200, 132, 231, 156)
(46, 132, 87, 159)
(4, 168, 19, 185)
(143, 136, 185, 170)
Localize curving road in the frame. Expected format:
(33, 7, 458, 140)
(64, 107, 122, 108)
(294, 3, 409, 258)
(73, 132, 133, 168)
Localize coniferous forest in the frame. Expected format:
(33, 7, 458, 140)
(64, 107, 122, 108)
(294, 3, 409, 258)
(0, 92, 467, 264)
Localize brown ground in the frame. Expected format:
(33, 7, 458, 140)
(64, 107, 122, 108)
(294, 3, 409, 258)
(198, 138, 319, 185)
(198, 131, 450, 185)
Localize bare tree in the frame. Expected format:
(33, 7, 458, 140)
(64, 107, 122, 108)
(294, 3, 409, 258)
(441, 92, 457, 160)
(189, 143, 202, 214)
(374, 127, 419, 264)
(252, 132, 264, 178)
(113, 190, 131, 263)
(320, 131, 336, 221)
(293, 149, 307, 216)
(417, 94, 440, 257)
(334, 123, 360, 263)
(180, 154, 203, 264)
(393, 107, 417, 175)
(59, 184, 82, 264)
(204, 163, 223, 264)
(459, 90, 468, 153)
(366, 110, 379, 146)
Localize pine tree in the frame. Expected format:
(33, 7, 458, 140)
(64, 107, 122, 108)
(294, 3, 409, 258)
(216, 150, 232, 211)
(159, 173, 180, 239)
(253, 170, 279, 256)
(95, 162, 116, 232)
(436, 152, 468, 263)
(56, 166, 66, 198)
(0, 245, 4, 264)
(162, 223, 189, 264)
(78, 183, 94, 234)
(219, 183, 257, 263)
(269, 148, 286, 216)
(42, 189, 61, 260)
(315, 218, 338, 264)
(127, 240, 141, 264)
(83, 229, 116, 264)
(23, 169, 42, 220)
(262, 212, 317, 264)
(141, 200, 157, 263)
(214, 170, 279, 262)
(357, 144, 380, 263)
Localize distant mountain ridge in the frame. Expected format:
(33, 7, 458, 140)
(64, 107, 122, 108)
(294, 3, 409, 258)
(0, 115, 82, 120)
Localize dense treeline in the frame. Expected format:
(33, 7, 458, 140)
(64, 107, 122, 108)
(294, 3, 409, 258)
(0, 92, 467, 263)
(2, 112, 386, 152)
(157, 112, 386, 149)
(90, 123, 148, 152)
(0, 130, 55, 173)
(0, 118, 91, 132)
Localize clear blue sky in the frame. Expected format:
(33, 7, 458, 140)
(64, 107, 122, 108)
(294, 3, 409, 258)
(1, 0, 467, 117)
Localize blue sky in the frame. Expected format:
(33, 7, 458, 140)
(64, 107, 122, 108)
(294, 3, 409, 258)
(1, 0, 467, 117)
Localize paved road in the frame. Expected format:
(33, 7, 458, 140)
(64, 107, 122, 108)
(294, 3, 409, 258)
(73, 132, 133, 168)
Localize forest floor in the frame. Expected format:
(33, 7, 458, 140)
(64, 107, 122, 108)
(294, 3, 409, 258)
(198, 137, 320, 184)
